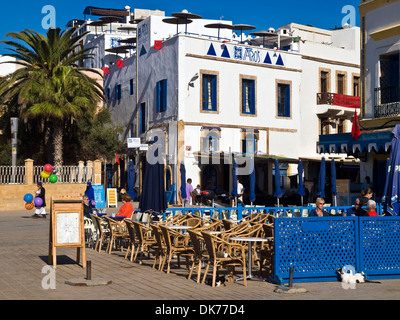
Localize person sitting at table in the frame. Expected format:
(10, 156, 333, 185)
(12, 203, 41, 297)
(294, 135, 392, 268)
(115, 194, 134, 219)
(83, 195, 94, 215)
(363, 199, 378, 216)
(344, 198, 366, 216)
(308, 197, 329, 217)
(359, 188, 373, 207)
(192, 184, 202, 205)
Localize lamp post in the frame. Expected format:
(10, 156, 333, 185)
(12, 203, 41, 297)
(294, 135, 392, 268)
(10, 117, 18, 183)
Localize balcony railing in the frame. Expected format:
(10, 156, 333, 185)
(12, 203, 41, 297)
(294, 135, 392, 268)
(374, 85, 400, 118)
(317, 92, 360, 108)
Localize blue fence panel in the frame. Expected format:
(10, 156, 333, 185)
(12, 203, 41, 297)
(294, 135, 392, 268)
(359, 216, 400, 280)
(272, 217, 359, 285)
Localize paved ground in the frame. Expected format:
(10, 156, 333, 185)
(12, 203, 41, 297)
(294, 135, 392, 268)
(1, 205, 400, 308)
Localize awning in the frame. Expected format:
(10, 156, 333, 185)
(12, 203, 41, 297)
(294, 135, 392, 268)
(317, 129, 393, 154)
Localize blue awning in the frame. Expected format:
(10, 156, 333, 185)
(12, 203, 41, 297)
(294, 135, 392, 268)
(317, 130, 393, 154)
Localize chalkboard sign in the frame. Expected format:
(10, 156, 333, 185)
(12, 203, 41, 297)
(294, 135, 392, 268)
(48, 198, 86, 268)
(93, 184, 106, 208)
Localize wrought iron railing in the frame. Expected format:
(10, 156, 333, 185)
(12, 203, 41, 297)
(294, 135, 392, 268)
(374, 85, 400, 118)
(317, 92, 360, 108)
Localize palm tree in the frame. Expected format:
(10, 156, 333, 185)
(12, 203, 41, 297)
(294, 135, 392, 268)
(0, 27, 104, 167)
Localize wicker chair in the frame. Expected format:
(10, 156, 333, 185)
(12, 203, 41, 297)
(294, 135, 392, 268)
(150, 224, 167, 271)
(104, 216, 129, 254)
(92, 215, 111, 253)
(124, 220, 138, 261)
(201, 231, 247, 287)
(132, 221, 157, 264)
(159, 225, 194, 274)
(187, 230, 209, 283)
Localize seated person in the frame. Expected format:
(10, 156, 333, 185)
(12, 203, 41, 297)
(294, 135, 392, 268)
(359, 188, 373, 207)
(116, 194, 134, 219)
(308, 197, 329, 217)
(192, 184, 202, 205)
(364, 199, 378, 216)
(83, 195, 94, 215)
(345, 198, 366, 216)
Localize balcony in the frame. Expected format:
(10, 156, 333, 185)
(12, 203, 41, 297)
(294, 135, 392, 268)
(316, 92, 360, 118)
(374, 85, 400, 118)
(317, 92, 360, 108)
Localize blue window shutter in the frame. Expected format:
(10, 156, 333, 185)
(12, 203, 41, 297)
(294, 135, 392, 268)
(285, 84, 290, 117)
(241, 81, 246, 113)
(163, 79, 168, 112)
(202, 76, 207, 110)
(212, 76, 217, 111)
(156, 81, 161, 112)
(250, 80, 255, 114)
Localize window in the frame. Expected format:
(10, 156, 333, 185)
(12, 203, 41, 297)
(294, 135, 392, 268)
(277, 82, 291, 118)
(242, 134, 256, 155)
(200, 128, 220, 153)
(202, 74, 217, 111)
(115, 84, 121, 100)
(337, 74, 345, 94)
(156, 79, 167, 112)
(353, 76, 360, 97)
(241, 78, 255, 115)
(320, 71, 329, 93)
(130, 79, 134, 96)
(140, 103, 146, 134)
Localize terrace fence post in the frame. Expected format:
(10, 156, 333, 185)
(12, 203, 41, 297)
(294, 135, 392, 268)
(25, 159, 34, 185)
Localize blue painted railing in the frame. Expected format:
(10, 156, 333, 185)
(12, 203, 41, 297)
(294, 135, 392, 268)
(162, 204, 383, 221)
(272, 216, 400, 284)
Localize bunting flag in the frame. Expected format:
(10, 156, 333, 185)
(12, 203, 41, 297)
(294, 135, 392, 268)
(154, 40, 162, 50)
(351, 109, 361, 141)
(116, 59, 123, 68)
(102, 66, 109, 75)
(115, 154, 120, 165)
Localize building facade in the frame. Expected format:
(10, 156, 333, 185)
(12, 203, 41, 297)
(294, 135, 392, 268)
(104, 11, 361, 205)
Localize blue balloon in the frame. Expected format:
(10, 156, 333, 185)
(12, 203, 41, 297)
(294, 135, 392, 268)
(24, 193, 33, 203)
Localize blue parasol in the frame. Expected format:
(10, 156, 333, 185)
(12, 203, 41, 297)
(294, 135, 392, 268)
(297, 160, 305, 205)
(274, 159, 283, 205)
(317, 157, 326, 199)
(383, 125, 400, 215)
(139, 161, 167, 213)
(331, 159, 337, 205)
(127, 160, 137, 200)
(180, 161, 187, 201)
(249, 157, 256, 204)
(85, 182, 95, 202)
(231, 157, 238, 197)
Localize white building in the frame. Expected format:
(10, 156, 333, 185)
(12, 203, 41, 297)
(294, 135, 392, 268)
(104, 12, 360, 206)
(318, 0, 400, 203)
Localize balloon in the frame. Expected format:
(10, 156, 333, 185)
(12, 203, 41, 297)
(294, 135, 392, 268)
(44, 164, 53, 173)
(23, 193, 34, 203)
(34, 197, 43, 207)
(49, 174, 58, 183)
(41, 171, 51, 179)
(25, 202, 34, 210)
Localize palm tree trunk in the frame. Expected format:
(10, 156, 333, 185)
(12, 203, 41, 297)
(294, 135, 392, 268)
(53, 122, 63, 167)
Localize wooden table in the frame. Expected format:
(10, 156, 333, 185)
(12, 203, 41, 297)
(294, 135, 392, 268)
(230, 236, 272, 281)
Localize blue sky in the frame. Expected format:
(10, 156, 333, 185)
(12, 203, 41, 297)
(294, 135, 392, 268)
(0, 0, 361, 55)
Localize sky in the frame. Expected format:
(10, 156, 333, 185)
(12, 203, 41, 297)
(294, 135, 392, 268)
(0, 0, 361, 55)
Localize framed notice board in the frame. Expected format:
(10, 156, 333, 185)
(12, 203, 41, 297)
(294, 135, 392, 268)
(107, 188, 118, 208)
(48, 197, 86, 268)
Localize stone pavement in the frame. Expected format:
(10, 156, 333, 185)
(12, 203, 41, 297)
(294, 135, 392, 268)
(1, 206, 400, 304)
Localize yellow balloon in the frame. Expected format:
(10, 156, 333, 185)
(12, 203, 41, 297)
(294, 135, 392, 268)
(41, 171, 51, 179)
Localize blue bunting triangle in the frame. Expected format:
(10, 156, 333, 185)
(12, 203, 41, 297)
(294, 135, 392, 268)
(140, 45, 147, 56)
(264, 52, 272, 64)
(207, 43, 217, 56)
(221, 46, 230, 58)
(276, 54, 284, 66)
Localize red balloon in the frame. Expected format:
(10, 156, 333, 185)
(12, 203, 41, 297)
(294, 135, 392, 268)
(44, 164, 53, 173)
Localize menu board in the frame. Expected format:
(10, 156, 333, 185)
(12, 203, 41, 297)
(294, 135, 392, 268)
(56, 212, 80, 245)
(93, 184, 106, 208)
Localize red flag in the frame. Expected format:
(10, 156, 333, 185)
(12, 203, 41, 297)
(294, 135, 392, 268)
(154, 40, 162, 50)
(115, 154, 120, 164)
(102, 66, 109, 74)
(116, 59, 123, 68)
(351, 109, 361, 141)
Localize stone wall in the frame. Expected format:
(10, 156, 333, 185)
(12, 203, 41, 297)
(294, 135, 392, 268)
(0, 183, 87, 212)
